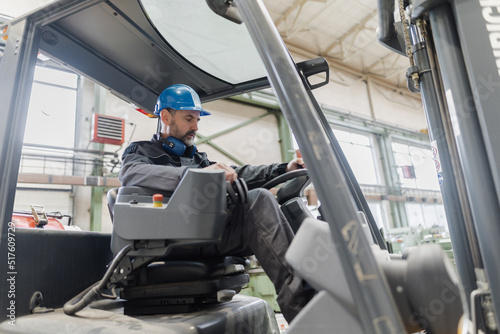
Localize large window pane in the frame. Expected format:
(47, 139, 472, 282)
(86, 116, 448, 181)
(140, 0, 267, 84)
(23, 67, 78, 148)
(368, 201, 390, 232)
(334, 128, 380, 185)
(405, 202, 448, 231)
(34, 66, 78, 88)
(392, 141, 439, 191)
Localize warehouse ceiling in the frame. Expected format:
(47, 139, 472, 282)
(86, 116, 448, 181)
(263, 0, 410, 90)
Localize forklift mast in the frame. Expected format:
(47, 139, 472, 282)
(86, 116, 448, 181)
(378, 0, 500, 332)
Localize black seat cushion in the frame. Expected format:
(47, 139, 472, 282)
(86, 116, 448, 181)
(135, 256, 250, 285)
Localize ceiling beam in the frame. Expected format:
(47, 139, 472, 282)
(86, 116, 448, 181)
(365, 52, 402, 72)
(281, 0, 339, 39)
(273, 0, 309, 32)
(320, 9, 377, 57)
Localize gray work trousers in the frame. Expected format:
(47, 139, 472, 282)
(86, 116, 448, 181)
(168, 188, 315, 323)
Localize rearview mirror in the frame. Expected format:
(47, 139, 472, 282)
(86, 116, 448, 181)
(297, 57, 330, 90)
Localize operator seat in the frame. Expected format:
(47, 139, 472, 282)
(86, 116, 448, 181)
(107, 169, 250, 315)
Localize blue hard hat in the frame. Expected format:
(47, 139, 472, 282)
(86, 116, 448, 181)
(154, 84, 211, 116)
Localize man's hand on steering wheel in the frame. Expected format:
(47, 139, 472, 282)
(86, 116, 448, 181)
(286, 158, 305, 172)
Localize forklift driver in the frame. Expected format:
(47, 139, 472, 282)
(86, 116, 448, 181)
(119, 84, 316, 323)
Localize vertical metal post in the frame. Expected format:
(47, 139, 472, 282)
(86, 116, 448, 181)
(376, 134, 408, 228)
(90, 187, 103, 231)
(90, 84, 106, 231)
(72, 75, 85, 220)
(0, 18, 40, 232)
(430, 4, 500, 324)
(235, 0, 406, 332)
(365, 78, 377, 120)
(0, 17, 41, 318)
(410, 21, 480, 314)
(275, 111, 294, 162)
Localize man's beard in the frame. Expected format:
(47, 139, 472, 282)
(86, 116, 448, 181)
(169, 121, 195, 146)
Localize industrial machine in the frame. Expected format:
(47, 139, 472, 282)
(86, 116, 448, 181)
(0, 0, 491, 333)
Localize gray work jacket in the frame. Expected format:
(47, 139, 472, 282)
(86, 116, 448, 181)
(119, 135, 287, 192)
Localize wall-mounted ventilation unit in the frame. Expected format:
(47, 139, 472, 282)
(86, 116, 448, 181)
(91, 113, 124, 145)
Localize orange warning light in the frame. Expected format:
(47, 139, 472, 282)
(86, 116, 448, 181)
(1, 26, 8, 41)
(136, 108, 156, 118)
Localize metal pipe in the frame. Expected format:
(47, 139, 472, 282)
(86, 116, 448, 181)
(23, 143, 119, 157)
(235, 0, 406, 332)
(376, 0, 407, 56)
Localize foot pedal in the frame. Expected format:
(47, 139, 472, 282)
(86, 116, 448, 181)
(217, 289, 236, 302)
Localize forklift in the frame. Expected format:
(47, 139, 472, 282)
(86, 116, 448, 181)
(0, 0, 489, 333)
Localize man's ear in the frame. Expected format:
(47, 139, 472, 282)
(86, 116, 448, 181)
(160, 109, 171, 126)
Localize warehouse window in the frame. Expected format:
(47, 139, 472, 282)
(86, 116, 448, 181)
(333, 128, 380, 185)
(292, 127, 381, 185)
(392, 141, 439, 191)
(368, 201, 391, 234)
(392, 140, 448, 233)
(15, 66, 79, 218)
(23, 66, 78, 148)
(405, 202, 448, 231)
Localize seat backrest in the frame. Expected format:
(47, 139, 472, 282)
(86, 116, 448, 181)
(106, 187, 119, 222)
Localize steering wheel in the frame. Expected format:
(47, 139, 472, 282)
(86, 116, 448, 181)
(261, 169, 309, 190)
(261, 169, 310, 206)
(262, 169, 313, 233)
(227, 170, 309, 208)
